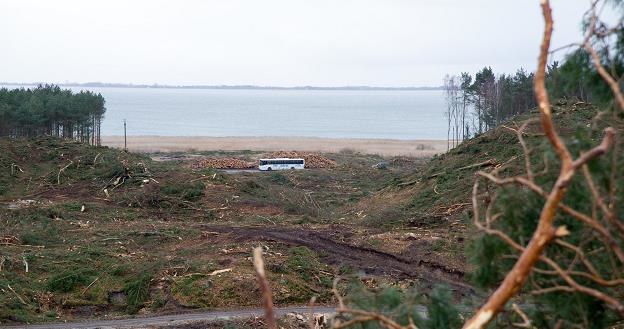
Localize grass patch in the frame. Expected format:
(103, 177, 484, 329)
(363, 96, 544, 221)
(268, 172, 292, 186)
(124, 272, 152, 314)
(47, 269, 97, 293)
(161, 181, 206, 201)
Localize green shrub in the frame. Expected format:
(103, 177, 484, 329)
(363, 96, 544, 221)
(109, 264, 131, 277)
(124, 272, 152, 314)
(340, 283, 461, 329)
(161, 182, 205, 201)
(285, 247, 322, 281)
(467, 118, 624, 327)
(269, 172, 292, 186)
(47, 269, 96, 292)
(240, 180, 266, 196)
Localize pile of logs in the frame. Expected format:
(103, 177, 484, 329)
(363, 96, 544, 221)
(268, 151, 336, 168)
(192, 158, 255, 169)
(191, 152, 336, 169)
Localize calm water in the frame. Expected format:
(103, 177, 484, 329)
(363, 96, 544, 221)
(2, 86, 447, 139)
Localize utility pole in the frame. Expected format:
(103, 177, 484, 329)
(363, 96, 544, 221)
(123, 119, 127, 151)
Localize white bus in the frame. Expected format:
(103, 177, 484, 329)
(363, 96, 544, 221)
(258, 158, 305, 171)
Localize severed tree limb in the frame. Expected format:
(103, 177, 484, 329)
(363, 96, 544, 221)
(511, 303, 531, 328)
(252, 247, 277, 329)
(11, 163, 24, 175)
(503, 120, 538, 181)
(571, 128, 615, 169)
(22, 256, 28, 273)
(81, 277, 100, 296)
(584, 42, 624, 112)
(7, 285, 27, 305)
(307, 296, 317, 329)
(581, 164, 624, 235)
(456, 159, 497, 171)
(57, 160, 74, 185)
(580, 0, 624, 111)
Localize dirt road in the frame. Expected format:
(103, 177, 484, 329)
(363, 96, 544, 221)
(2, 306, 336, 329)
(204, 225, 472, 294)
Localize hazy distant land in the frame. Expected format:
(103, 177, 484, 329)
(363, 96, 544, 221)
(0, 82, 443, 91)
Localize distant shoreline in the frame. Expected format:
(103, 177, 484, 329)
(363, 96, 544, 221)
(101, 136, 447, 157)
(1, 82, 443, 91)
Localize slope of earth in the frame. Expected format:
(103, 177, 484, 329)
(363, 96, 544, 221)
(351, 99, 609, 278)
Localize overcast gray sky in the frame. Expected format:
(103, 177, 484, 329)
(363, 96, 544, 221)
(0, 1, 595, 87)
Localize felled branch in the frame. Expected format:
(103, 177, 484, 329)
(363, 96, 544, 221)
(252, 247, 277, 329)
(57, 160, 74, 185)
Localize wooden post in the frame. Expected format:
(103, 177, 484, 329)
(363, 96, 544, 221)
(123, 119, 127, 151)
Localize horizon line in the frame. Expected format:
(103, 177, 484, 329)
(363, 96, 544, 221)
(0, 81, 444, 91)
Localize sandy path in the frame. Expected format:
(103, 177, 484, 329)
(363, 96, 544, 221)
(101, 136, 447, 157)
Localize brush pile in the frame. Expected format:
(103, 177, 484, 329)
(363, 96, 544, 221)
(192, 158, 255, 169)
(268, 151, 336, 168)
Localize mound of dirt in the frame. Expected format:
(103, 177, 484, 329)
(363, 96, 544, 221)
(268, 151, 336, 168)
(192, 158, 255, 169)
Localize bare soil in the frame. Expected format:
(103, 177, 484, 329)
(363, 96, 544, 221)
(203, 225, 472, 295)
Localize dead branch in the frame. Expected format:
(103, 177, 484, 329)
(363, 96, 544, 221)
(572, 128, 615, 169)
(504, 120, 538, 181)
(308, 296, 317, 329)
(81, 277, 99, 295)
(7, 285, 27, 305)
(427, 171, 445, 179)
(22, 256, 28, 273)
(583, 41, 624, 112)
(252, 246, 277, 329)
(582, 164, 624, 235)
(398, 178, 419, 187)
(208, 268, 232, 276)
(11, 163, 24, 175)
(457, 159, 497, 171)
(511, 303, 531, 328)
(93, 152, 101, 166)
(57, 160, 74, 185)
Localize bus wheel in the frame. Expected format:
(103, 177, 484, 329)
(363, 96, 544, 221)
(267, 167, 272, 171)
(291, 167, 295, 170)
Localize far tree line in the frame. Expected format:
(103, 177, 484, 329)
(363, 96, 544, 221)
(0, 85, 106, 145)
(444, 46, 622, 149)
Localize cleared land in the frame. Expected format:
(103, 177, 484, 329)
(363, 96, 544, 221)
(101, 136, 447, 157)
(1, 138, 466, 326)
(0, 100, 602, 327)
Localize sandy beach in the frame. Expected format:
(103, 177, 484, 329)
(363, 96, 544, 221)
(101, 136, 447, 157)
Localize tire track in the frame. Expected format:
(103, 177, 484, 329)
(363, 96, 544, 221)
(204, 225, 473, 294)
